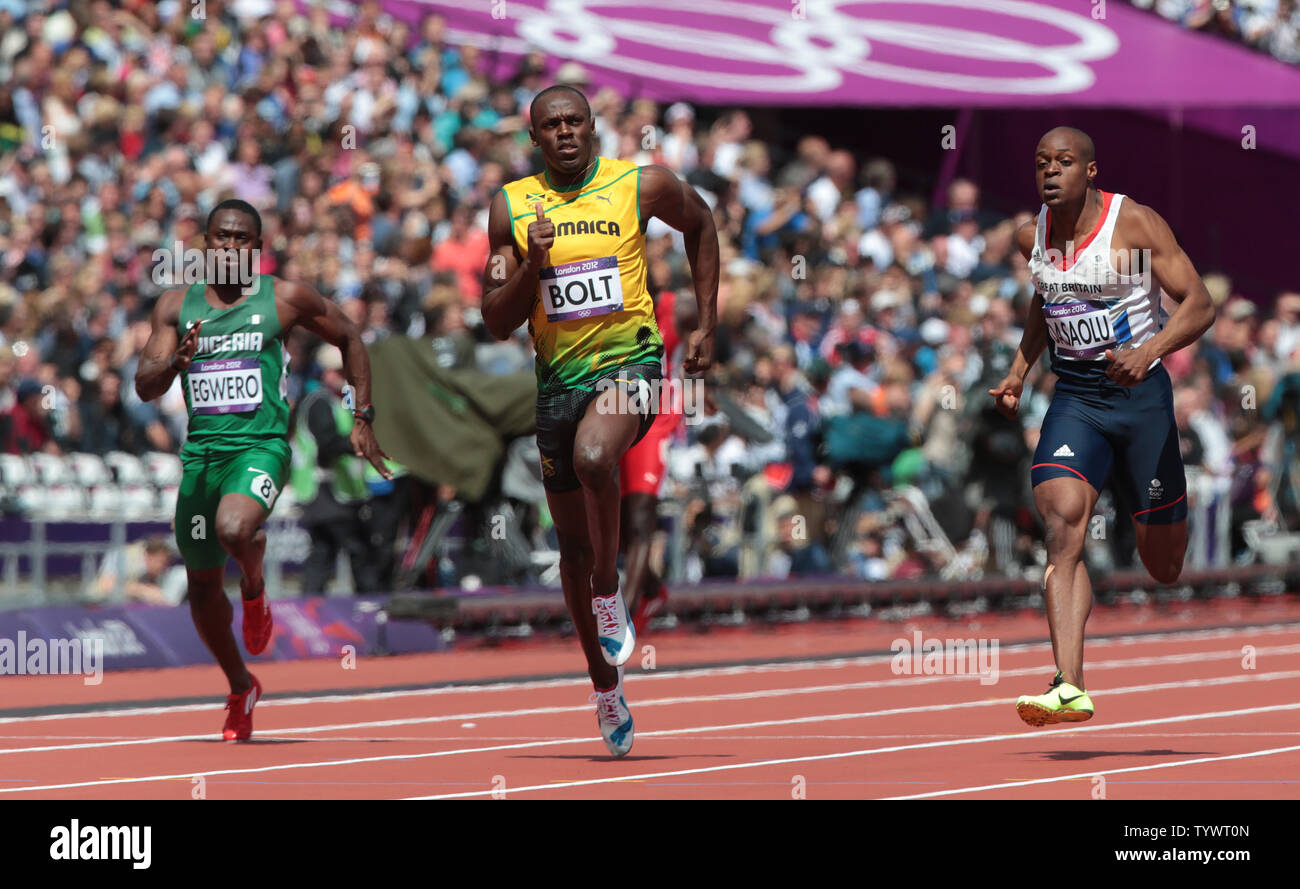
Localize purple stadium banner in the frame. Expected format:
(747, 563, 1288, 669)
(0, 596, 448, 671)
(346, 0, 1300, 106)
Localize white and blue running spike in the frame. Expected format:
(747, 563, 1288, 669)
(592, 667, 633, 758)
(592, 587, 636, 666)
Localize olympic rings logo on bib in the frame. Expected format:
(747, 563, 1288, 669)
(539, 256, 624, 323)
(1043, 299, 1116, 361)
(188, 356, 264, 414)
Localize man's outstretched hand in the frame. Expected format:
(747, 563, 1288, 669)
(988, 374, 1024, 420)
(351, 421, 393, 480)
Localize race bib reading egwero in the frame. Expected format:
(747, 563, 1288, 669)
(1043, 299, 1116, 360)
(188, 357, 263, 414)
(539, 256, 624, 323)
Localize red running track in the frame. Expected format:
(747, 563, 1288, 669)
(2, 596, 1299, 799)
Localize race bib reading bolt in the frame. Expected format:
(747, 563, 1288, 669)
(539, 256, 624, 323)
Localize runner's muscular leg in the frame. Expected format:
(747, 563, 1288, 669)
(572, 402, 642, 599)
(1122, 413, 1189, 584)
(620, 492, 660, 614)
(216, 493, 268, 599)
(185, 566, 253, 694)
(1134, 520, 1187, 585)
(547, 486, 618, 689)
(1034, 476, 1100, 690)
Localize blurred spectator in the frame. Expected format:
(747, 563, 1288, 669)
(432, 203, 488, 305)
(5, 378, 55, 454)
(91, 535, 187, 605)
(1130, 0, 1300, 65)
(923, 178, 998, 238)
(660, 102, 698, 175)
(290, 345, 378, 594)
(78, 368, 169, 454)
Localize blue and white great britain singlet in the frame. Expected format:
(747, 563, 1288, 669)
(1028, 191, 1166, 386)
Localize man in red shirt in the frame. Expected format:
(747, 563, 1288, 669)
(620, 289, 698, 632)
(5, 380, 57, 454)
(433, 205, 489, 305)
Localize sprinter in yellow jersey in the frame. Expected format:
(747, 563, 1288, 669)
(483, 86, 719, 757)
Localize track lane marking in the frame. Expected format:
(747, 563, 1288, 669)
(2, 673, 1298, 795)
(5, 622, 1295, 725)
(882, 745, 1300, 799)
(406, 703, 1300, 799)
(3, 652, 1300, 756)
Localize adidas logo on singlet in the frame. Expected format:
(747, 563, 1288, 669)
(1054, 444, 1075, 458)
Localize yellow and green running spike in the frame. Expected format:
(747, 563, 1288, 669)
(1016, 671, 1094, 726)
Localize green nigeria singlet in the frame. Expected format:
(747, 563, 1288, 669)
(178, 275, 291, 456)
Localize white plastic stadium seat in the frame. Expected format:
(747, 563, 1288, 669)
(68, 452, 112, 487)
(43, 484, 87, 519)
(0, 454, 34, 488)
(274, 483, 296, 513)
(15, 484, 41, 514)
(104, 451, 149, 485)
(88, 484, 124, 518)
(120, 485, 159, 519)
(158, 484, 179, 515)
(145, 451, 182, 487)
(31, 452, 75, 486)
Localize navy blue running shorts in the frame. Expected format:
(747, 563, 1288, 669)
(1031, 364, 1188, 525)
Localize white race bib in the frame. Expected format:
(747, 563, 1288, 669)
(539, 256, 624, 322)
(188, 357, 263, 414)
(1043, 300, 1117, 361)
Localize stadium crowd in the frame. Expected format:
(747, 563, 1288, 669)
(1129, 0, 1300, 64)
(1, 0, 1298, 589)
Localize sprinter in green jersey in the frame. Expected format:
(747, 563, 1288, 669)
(135, 199, 392, 741)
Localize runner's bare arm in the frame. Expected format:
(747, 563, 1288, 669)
(280, 280, 393, 478)
(988, 222, 1051, 417)
(639, 164, 719, 373)
(482, 189, 544, 340)
(1112, 202, 1215, 367)
(281, 281, 373, 409)
(135, 289, 190, 402)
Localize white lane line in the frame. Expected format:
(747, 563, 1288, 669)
(881, 745, 1300, 800)
(405, 703, 1300, 799)
(4, 645, 1299, 757)
(5, 621, 1294, 727)
(3, 672, 1298, 795)
(4, 625, 1296, 725)
(3, 637, 1299, 755)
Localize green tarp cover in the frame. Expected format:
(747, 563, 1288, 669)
(368, 337, 537, 501)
